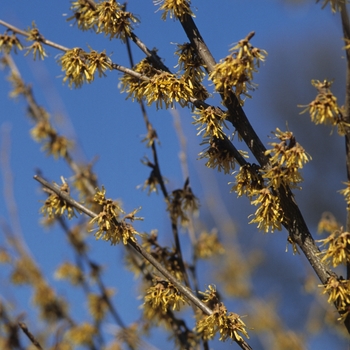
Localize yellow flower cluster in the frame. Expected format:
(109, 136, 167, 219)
(167, 182, 199, 225)
(68, 0, 139, 41)
(195, 230, 225, 259)
(59, 48, 112, 88)
(141, 232, 184, 281)
(319, 228, 350, 267)
(263, 128, 311, 189)
(146, 72, 194, 109)
(340, 181, 350, 209)
(40, 182, 77, 219)
(175, 43, 209, 100)
(196, 285, 249, 342)
(144, 279, 187, 313)
(155, 0, 194, 20)
(25, 22, 47, 60)
(199, 137, 239, 174)
(32, 282, 68, 322)
(193, 106, 228, 139)
(320, 276, 350, 320)
(317, 212, 340, 234)
(89, 186, 140, 245)
(0, 32, 23, 53)
(88, 290, 114, 321)
(120, 59, 195, 109)
(66, 323, 96, 346)
(55, 261, 84, 285)
(209, 32, 267, 105)
(300, 79, 348, 135)
(231, 163, 263, 197)
(249, 188, 283, 233)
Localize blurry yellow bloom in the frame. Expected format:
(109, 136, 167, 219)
(66, 323, 96, 346)
(0, 32, 23, 53)
(316, 0, 347, 12)
(55, 261, 84, 285)
(88, 290, 114, 321)
(167, 181, 199, 225)
(42, 135, 72, 159)
(195, 230, 225, 259)
(7, 73, 27, 99)
(32, 282, 68, 322)
(24, 22, 47, 60)
(318, 212, 341, 234)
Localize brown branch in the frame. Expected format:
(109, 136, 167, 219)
(18, 322, 43, 350)
(0, 19, 69, 52)
(33, 174, 253, 350)
(339, 2, 350, 331)
(178, 9, 348, 330)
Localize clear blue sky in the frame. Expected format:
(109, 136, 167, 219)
(1, 1, 348, 349)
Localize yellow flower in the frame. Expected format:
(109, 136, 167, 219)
(40, 182, 77, 219)
(155, 0, 194, 20)
(249, 188, 283, 233)
(193, 106, 228, 139)
(209, 32, 266, 105)
(196, 288, 249, 342)
(319, 276, 350, 320)
(66, 323, 96, 346)
(0, 32, 23, 53)
(199, 137, 238, 174)
(55, 262, 84, 285)
(195, 229, 225, 259)
(318, 228, 350, 267)
(144, 278, 187, 313)
(95, 0, 139, 41)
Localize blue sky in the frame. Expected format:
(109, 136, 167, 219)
(1, 1, 349, 349)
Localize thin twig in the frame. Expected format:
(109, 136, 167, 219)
(18, 322, 43, 350)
